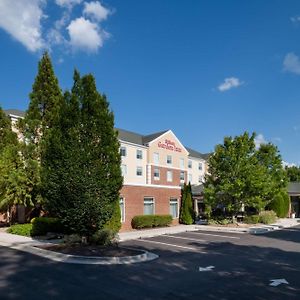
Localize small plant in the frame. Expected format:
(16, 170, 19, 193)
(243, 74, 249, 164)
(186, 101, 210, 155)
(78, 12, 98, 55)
(208, 217, 232, 225)
(244, 215, 260, 224)
(7, 223, 32, 236)
(90, 229, 118, 246)
(259, 210, 277, 224)
(64, 234, 82, 244)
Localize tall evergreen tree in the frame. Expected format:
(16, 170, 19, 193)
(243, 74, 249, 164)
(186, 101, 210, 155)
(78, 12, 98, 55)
(43, 71, 123, 236)
(179, 183, 194, 224)
(0, 107, 34, 222)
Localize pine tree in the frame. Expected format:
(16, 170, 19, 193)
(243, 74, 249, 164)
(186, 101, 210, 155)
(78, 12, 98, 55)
(179, 183, 194, 224)
(43, 71, 123, 236)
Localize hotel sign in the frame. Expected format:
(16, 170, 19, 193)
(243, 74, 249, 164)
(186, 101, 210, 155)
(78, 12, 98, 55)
(158, 139, 182, 152)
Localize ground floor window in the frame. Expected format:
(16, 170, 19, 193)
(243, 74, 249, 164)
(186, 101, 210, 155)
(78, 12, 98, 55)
(170, 198, 178, 218)
(144, 197, 155, 215)
(120, 197, 125, 222)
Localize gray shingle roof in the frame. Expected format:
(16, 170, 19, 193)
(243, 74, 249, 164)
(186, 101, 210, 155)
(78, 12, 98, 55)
(186, 146, 211, 160)
(142, 130, 169, 144)
(4, 109, 25, 118)
(288, 182, 300, 195)
(191, 184, 204, 195)
(116, 128, 144, 145)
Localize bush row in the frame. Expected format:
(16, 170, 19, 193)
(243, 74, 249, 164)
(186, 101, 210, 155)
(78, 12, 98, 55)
(131, 215, 173, 229)
(244, 210, 277, 225)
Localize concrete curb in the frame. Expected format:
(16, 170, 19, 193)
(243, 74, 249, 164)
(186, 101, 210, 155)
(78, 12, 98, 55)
(0, 241, 158, 265)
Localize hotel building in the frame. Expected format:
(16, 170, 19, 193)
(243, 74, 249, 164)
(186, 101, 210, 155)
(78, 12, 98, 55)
(4, 110, 209, 231)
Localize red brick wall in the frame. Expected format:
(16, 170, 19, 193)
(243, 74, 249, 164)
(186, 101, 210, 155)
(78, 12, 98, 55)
(120, 185, 181, 231)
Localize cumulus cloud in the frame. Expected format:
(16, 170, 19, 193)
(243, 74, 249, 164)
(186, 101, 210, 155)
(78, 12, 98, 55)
(0, 0, 45, 52)
(282, 161, 296, 168)
(83, 1, 111, 21)
(254, 134, 267, 149)
(283, 52, 300, 74)
(218, 77, 243, 92)
(55, 0, 82, 8)
(67, 17, 107, 52)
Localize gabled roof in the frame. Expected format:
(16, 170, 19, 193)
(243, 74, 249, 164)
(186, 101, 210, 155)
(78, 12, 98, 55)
(4, 109, 25, 118)
(288, 182, 300, 195)
(142, 130, 169, 144)
(116, 128, 144, 145)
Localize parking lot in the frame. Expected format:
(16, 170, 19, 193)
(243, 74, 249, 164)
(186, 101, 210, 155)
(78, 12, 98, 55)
(0, 226, 299, 299)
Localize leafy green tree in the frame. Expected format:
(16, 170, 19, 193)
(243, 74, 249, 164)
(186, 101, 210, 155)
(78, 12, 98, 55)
(43, 71, 123, 236)
(204, 132, 273, 217)
(179, 183, 194, 224)
(0, 108, 34, 223)
(285, 166, 300, 182)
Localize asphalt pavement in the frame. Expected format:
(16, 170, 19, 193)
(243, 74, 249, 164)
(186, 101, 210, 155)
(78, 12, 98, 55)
(0, 226, 299, 299)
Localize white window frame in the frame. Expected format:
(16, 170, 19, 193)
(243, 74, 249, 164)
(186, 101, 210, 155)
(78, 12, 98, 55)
(169, 198, 179, 219)
(188, 173, 192, 183)
(180, 171, 185, 181)
(154, 167, 160, 180)
(188, 160, 192, 169)
(144, 197, 155, 215)
(136, 149, 143, 160)
(121, 164, 127, 176)
(136, 166, 143, 176)
(120, 146, 127, 157)
(120, 197, 125, 223)
(153, 152, 159, 165)
(167, 170, 173, 182)
(198, 162, 203, 171)
(179, 158, 185, 169)
(167, 155, 172, 165)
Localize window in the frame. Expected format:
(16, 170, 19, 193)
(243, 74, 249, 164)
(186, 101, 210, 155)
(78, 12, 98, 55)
(198, 175, 203, 183)
(121, 164, 127, 176)
(120, 198, 125, 222)
(167, 155, 172, 165)
(188, 160, 192, 168)
(120, 146, 126, 157)
(170, 198, 178, 218)
(188, 173, 192, 183)
(136, 149, 143, 159)
(179, 158, 184, 169)
(180, 171, 185, 181)
(144, 197, 154, 215)
(153, 152, 159, 164)
(198, 162, 203, 170)
(136, 166, 143, 176)
(154, 167, 160, 180)
(167, 170, 173, 182)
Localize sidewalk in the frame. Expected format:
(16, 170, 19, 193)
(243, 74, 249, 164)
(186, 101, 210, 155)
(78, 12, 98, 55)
(118, 218, 300, 241)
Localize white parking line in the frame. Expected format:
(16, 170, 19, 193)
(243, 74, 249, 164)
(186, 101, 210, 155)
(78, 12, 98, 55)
(187, 232, 240, 239)
(135, 239, 202, 252)
(163, 235, 206, 243)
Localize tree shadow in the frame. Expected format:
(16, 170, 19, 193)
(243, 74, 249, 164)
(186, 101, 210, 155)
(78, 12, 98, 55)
(0, 234, 300, 300)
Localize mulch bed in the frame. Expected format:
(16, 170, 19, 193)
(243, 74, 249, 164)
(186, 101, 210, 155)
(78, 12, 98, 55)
(36, 244, 142, 257)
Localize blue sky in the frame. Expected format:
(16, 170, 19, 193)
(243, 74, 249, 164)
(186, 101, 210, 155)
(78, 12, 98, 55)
(0, 0, 300, 165)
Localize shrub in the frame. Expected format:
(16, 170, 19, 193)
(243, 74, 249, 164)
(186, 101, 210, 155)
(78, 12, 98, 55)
(104, 199, 121, 233)
(244, 215, 260, 224)
(30, 217, 64, 236)
(179, 183, 194, 225)
(208, 217, 232, 225)
(268, 191, 290, 218)
(131, 215, 172, 229)
(64, 234, 82, 244)
(7, 223, 32, 236)
(259, 210, 277, 224)
(90, 229, 118, 246)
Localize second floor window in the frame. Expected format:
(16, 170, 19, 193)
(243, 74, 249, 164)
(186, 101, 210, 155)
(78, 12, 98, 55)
(188, 160, 192, 168)
(136, 166, 143, 176)
(120, 146, 126, 157)
(180, 171, 185, 181)
(121, 164, 127, 176)
(154, 168, 160, 180)
(167, 170, 173, 182)
(180, 158, 184, 169)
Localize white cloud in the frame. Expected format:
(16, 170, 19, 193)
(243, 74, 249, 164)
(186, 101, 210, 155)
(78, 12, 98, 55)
(282, 161, 296, 168)
(55, 0, 82, 8)
(67, 17, 107, 52)
(290, 16, 300, 23)
(218, 77, 243, 92)
(83, 1, 111, 21)
(254, 134, 267, 149)
(283, 52, 300, 74)
(0, 0, 45, 52)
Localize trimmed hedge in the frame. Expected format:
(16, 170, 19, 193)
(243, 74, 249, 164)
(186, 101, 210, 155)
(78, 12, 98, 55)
(7, 223, 32, 236)
(132, 215, 173, 229)
(30, 217, 64, 236)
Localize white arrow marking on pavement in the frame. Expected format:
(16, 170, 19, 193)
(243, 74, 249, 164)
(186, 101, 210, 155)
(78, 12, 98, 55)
(199, 266, 215, 272)
(269, 279, 289, 287)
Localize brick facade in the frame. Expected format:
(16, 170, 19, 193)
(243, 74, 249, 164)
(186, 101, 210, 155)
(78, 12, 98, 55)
(120, 185, 181, 231)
